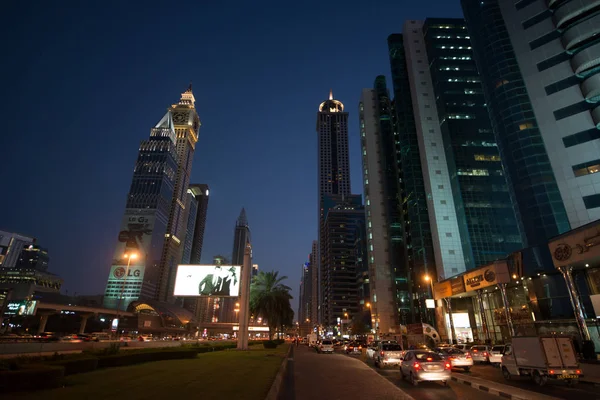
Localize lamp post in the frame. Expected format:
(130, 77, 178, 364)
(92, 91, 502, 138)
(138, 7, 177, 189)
(114, 253, 137, 338)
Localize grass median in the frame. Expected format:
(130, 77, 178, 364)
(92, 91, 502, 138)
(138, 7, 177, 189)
(5, 344, 289, 400)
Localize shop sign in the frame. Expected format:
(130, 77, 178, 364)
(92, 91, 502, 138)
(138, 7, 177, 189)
(463, 261, 509, 291)
(433, 280, 452, 300)
(450, 276, 466, 296)
(548, 223, 600, 268)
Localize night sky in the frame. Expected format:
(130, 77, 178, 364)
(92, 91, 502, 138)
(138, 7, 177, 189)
(1, 1, 462, 316)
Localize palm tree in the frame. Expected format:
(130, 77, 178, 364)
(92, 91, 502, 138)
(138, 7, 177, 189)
(250, 271, 294, 339)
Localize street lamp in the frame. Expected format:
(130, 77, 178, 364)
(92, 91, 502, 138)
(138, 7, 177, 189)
(114, 253, 137, 338)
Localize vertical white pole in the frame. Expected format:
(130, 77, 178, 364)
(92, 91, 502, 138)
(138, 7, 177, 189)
(237, 243, 252, 350)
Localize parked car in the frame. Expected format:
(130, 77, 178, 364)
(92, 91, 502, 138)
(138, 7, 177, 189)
(438, 347, 473, 371)
(318, 339, 334, 353)
(400, 350, 452, 386)
(345, 341, 363, 354)
(375, 343, 404, 368)
(489, 345, 507, 365)
(470, 345, 491, 363)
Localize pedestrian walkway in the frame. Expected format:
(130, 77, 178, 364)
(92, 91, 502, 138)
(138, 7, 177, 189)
(279, 345, 413, 400)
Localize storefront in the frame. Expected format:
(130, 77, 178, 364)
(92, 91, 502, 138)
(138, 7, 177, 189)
(432, 219, 600, 350)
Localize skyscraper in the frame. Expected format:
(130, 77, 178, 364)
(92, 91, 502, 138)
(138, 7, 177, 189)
(181, 191, 199, 265)
(103, 94, 180, 310)
(0, 231, 34, 269)
(317, 90, 351, 325)
(189, 184, 210, 264)
(462, 0, 600, 248)
(157, 86, 201, 302)
(298, 262, 311, 324)
(309, 240, 318, 324)
(359, 79, 404, 333)
(321, 194, 364, 328)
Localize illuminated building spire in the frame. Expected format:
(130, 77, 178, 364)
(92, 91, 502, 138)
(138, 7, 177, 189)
(329, 89, 333, 100)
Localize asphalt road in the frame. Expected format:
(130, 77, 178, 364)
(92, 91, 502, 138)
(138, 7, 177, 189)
(458, 363, 600, 400)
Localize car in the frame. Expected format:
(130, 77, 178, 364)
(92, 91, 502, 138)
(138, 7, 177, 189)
(318, 339, 334, 353)
(400, 350, 452, 386)
(470, 345, 491, 363)
(438, 347, 473, 371)
(488, 345, 506, 365)
(345, 341, 363, 354)
(375, 343, 404, 368)
(366, 342, 380, 359)
(453, 344, 473, 351)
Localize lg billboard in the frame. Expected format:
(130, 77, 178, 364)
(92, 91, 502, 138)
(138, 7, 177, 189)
(174, 265, 241, 297)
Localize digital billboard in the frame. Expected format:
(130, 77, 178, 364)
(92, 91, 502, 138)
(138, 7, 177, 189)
(4, 300, 38, 316)
(174, 265, 241, 297)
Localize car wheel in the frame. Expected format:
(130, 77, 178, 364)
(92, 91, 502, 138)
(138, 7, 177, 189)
(442, 381, 447, 386)
(376, 359, 382, 369)
(463, 367, 470, 372)
(532, 370, 547, 386)
(410, 372, 418, 386)
(400, 368, 405, 379)
(502, 367, 511, 380)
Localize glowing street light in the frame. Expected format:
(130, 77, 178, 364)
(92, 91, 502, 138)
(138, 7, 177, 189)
(114, 252, 138, 339)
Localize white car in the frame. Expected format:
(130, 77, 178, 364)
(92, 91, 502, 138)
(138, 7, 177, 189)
(438, 348, 473, 371)
(489, 345, 506, 365)
(366, 342, 380, 359)
(319, 339, 334, 353)
(470, 345, 491, 363)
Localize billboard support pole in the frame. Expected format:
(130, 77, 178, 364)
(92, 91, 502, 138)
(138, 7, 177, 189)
(237, 243, 252, 350)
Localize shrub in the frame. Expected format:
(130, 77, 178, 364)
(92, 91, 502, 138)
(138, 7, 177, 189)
(97, 349, 197, 368)
(48, 357, 99, 376)
(273, 339, 285, 345)
(0, 364, 65, 393)
(263, 340, 277, 349)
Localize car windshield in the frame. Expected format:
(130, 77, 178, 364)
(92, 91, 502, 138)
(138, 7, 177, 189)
(382, 344, 402, 351)
(492, 346, 504, 351)
(322, 340, 332, 345)
(442, 348, 463, 354)
(415, 352, 443, 361)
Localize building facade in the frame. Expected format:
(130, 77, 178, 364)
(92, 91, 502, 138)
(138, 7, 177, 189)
(462, 0, 600, 246)
(0, 231, 34, 269)
(189, 184, 210, 264)
(157, 86, 201, 303)
(298, 262, 311, 324)
(317, 91, 351, 325)
(310, 240, 318, 325)
(321, 194, 364, 329)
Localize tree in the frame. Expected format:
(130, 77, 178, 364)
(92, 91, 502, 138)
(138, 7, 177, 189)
(250, 271, 294, 339)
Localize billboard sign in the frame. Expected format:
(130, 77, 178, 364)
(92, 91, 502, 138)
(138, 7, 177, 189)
(463, 260, 509, 291)
(108, 265, 145, 282)
(4, 300, 38, 316)
(174, 265, 241, 297)
(113, 209, 156, 264)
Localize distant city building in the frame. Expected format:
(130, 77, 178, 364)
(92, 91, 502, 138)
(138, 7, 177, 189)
(181, 190, 199, 265)
(317, 90, 351, 326)
(189, 184, 210, 264)
(321, 194, 364, 328)
(252, 263, 258, 278)
(15, 244, 49, 272)
(298, 262, 311, 323)
(309, 240, 318, 324)
(0, 231, 34, 269)
(103, 87, 200, 311)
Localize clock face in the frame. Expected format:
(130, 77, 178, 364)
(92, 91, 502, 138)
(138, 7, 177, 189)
(173, 112, 187, 124)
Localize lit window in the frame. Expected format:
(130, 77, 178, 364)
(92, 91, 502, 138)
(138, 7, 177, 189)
(519, 122, 534, 130)
(474, 154, 501, 161)
(496, 80, 509, 88)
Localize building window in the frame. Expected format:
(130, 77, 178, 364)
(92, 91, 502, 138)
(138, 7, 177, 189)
(449, 250, 455, 255)
(438, 185, 444, 189)
(446, 233, 452, 237)
(435, 170, 442, 174)
(443, 216, 449, 220)
(474, 154, 501, 161)
(573, 160, 600, 177)
(433, 156, 439, 160)
(431, 142, 437, 146)
(583, 194, 600, 209)
(496, 80, 509, 88)
(519, 122, 534, 130)
(457, 169, 489, 176)
(441, 200, 447, 204)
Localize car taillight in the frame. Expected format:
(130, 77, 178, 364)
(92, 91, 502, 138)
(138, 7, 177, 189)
(414, 362, 421, 370)
(483, 352, 488, 356)
(466, 353, 472, 359)
(445, 363, 452, 370)
(380, 351, 385, 356)
(426, 357, 433, 361)
(576, 370, 581, 374)
(473, 349, 478, 352)
(549, 370, 555, 375)
(449, 356, 456, 360)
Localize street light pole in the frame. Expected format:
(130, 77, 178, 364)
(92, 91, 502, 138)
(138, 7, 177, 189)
(115, 253, 137, 339)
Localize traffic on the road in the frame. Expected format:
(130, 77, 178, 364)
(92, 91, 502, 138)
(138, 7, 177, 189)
(296, 335, 598, 400)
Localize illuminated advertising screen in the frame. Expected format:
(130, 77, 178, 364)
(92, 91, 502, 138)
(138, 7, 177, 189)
(174, 265, 241, 297)
(4, 300, 38, 316)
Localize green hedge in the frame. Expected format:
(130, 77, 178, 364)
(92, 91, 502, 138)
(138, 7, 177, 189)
(97, 349, 197, 368)
(0, 364, 65, 393)
(263, 341, 277, 349)
(48, 357, 99, 376)
(273, 339, 285, 345)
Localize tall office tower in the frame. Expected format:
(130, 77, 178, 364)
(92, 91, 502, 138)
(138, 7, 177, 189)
(181, 191, 199, 265)
(181, 184, 210, 317)
(359, 78, 404, 334)
(321, 194, 364, 328)
(398, 19, 523, 279)
(354, 217, 370, 326)
(216, 208, 251, 323)
(462, 1, 600, 250)
(189, 184, 210, 264)
(0, 231, 34, 268)
(317, 91, 351, 325)
(309, 240, 318, 324)
(157, 86, 201, 302)
(298, 262, 311, 323)
(103, 97, 179, 310)
(388, 34, 438, 326)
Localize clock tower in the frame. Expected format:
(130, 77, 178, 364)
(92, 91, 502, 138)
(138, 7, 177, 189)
(156, 84, 202, 302)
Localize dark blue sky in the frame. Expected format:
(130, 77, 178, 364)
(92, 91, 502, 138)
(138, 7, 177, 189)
(1, 1, 462, 315)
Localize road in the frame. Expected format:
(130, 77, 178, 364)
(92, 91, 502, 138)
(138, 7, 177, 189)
(457, 363, 600, 400)
(279, 345, 495, 400)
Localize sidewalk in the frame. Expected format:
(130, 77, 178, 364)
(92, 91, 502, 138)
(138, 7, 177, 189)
(280, 345, 414, 400)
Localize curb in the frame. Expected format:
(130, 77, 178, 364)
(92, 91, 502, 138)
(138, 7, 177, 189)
(264, 345, 293, 400)
(450, 375, 559, 400)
